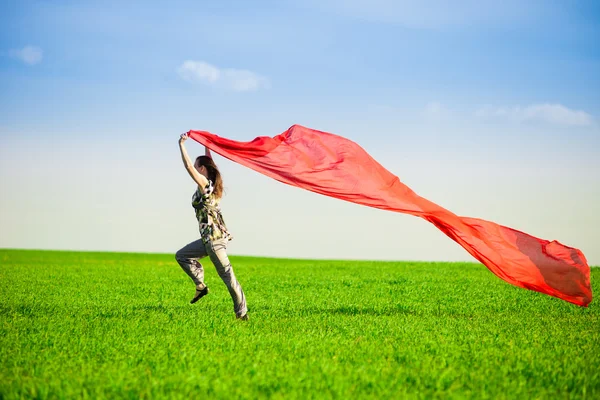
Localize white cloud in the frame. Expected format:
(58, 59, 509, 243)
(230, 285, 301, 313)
(177, 60, 269, 92)
(9, 46, 43, 65)
(476, 103, 594, 126)
(178, 61, 220, 83)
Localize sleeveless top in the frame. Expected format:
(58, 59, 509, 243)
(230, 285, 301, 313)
(191, 180, 233, 243)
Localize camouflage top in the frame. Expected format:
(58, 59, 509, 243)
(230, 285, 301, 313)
(192, 180, 233, 243)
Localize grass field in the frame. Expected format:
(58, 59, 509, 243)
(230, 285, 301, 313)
(1, 249, 598, 399)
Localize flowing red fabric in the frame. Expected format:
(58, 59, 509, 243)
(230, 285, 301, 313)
(188, 125, 592, 307)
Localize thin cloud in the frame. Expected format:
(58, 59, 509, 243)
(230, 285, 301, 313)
(476, 104, 593, 126)
(423, 101, 452, 118)
(177, 60, 269, 92)
(9, 46, 43, 65)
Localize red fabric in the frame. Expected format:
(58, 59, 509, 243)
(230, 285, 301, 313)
(188, 124, 592, 306)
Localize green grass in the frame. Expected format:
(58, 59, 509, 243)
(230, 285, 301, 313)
(1, 249, 598, 399)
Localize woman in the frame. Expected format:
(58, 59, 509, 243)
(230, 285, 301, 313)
(175, 133, 248, 320)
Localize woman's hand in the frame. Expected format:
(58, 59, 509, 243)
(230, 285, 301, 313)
(179, 133, 188, 145)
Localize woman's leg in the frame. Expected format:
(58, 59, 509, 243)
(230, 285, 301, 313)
(206, 239, 248, 318)
(175, 239, 208, 287)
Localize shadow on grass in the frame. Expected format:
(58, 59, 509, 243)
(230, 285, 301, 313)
(287, 304, 483, 319)
(304, 304, 418, 317)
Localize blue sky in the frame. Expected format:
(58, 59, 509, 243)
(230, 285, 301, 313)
(1, 0, 599, 264)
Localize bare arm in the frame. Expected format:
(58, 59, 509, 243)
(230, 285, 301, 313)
(179, 134, 208, 189)
(205, 146, 212, 159)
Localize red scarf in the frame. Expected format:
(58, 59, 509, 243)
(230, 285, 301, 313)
(189, 125, 592, 306)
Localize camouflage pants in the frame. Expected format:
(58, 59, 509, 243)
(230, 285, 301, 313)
(175, 238, 247, 317)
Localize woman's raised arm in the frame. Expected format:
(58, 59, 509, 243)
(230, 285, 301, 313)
(179, 133, 208, 189)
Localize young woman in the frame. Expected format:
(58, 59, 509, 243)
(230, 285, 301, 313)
(175, 133, 248, 320)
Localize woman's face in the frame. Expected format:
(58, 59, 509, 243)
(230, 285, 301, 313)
(194, 159, 207, 177)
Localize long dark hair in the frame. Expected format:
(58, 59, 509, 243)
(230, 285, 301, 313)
(195, 156, 223, 199)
